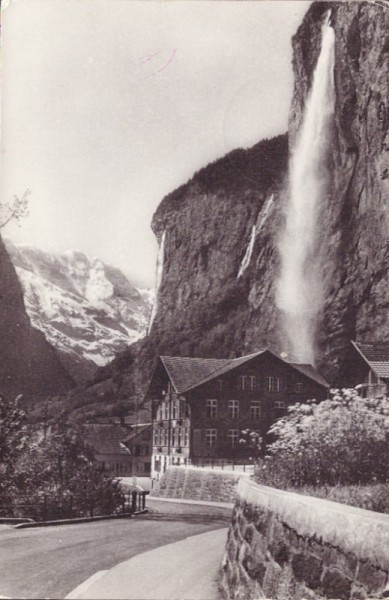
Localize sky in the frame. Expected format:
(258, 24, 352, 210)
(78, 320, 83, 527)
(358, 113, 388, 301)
(1, 0, 311, 288)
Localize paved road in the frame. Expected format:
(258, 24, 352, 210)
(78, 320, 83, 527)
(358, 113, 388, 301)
(0, 500, 231, 600)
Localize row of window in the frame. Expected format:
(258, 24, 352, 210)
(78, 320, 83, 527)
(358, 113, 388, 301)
(153, 427, 190, 448)
(156, 399, 189, 421)
(207, 398, 260, 419)
(156, 397, 287, 422)
(102, 461, 130, 473)
(160, 378, 305, 404)
(220, 376, 304, 393)
(205, 429, 259, 448)
(206, 398, 285, 419)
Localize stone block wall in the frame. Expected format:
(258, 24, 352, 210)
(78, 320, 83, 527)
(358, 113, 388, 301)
(220, 478, 389, 599)
(150, 466, 247, 503)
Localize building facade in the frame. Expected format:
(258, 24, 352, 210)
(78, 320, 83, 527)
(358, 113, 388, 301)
(148, 350, 329, 478)
(336, 341, 389, 398)
(84, 420, 152, 477)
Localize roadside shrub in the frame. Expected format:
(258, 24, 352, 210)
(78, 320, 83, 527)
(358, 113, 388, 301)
(13, 430, 125, 520)
(255, 389, 389, 488)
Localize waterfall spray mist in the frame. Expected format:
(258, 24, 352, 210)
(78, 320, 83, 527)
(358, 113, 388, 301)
(148, 230, 166, 334)
(276, 14, 335, 364)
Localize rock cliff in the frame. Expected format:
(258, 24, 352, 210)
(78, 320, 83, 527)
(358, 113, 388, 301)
(150, 134, 288, 358)
(0, 235, 74, 400)
(289, 1, 389, 375)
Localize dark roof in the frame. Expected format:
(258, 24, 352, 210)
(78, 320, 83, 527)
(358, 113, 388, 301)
(290, 363, 329, 388)
(122, 423, 151, 443)
(160, 351, 268, 393)
(352, 341, 389, 379)
(160, 350, 328, 393)
(84, 424, 131, 456)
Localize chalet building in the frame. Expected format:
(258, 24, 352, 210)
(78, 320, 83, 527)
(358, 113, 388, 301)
(121, 423, 152, 476)
(84, 421, 152, 477)
(336, 341, 389, 398)
(148, 350, 329, 478)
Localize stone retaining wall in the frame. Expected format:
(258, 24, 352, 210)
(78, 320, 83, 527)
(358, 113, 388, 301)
(150, 466, 247, 503)
(220, 478, 389, 600)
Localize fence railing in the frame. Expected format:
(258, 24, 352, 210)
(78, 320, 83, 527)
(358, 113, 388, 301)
(187, 458, 254, 473)
(0, 491, 147, 522)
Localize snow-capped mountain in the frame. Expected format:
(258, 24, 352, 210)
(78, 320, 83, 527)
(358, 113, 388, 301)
(5, 241, 153, 382)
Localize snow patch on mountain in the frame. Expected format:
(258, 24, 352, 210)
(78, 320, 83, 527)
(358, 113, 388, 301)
(5, 241, 152, 379)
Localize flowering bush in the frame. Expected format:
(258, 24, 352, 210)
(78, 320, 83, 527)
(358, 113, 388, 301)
(255, 389, 389, 487)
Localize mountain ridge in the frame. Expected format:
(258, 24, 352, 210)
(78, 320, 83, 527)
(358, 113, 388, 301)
(5, 241, 153, 384)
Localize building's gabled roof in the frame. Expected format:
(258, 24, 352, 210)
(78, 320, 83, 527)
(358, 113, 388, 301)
(352, 341, 389, 379)
(160, 350, 329, 394)
(289, 363, 329, 388)
(122, 423, 151, 444)
(160, 355, 232, 394)
(84, 424, 131, 456)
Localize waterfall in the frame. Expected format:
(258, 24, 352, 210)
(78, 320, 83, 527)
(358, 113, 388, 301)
(276, 13, 335, 364)
(238, 225, 256, 279)
(237, 194, 274, 279)
(256, 193, 274, 234)
(148, 230, 166, 334)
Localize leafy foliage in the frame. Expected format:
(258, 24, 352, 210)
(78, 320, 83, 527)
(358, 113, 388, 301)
(255, 389, 389, 488)
(0, 394, 29, 505)
(13, 429, 125, 520)
(0, 394, 125, 520)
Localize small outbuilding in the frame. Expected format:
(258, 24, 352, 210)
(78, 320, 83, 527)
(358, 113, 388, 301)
(335, 341, 389, 398)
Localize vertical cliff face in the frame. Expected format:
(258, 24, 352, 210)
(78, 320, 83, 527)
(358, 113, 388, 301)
(289, 1, 389, 375)
(0, 235, 74, 400)
(149, 135, 288, 359)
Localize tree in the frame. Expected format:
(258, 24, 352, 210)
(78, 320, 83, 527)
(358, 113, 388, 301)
(0, 189, 30, 229)
(255, 389, 389, 488)
(239, 429, 263, 463)
(0, 394, 29, 508)
(14, 428, 125, 520)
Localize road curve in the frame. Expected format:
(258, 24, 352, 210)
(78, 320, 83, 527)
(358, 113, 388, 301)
(0, 500, 231, 599)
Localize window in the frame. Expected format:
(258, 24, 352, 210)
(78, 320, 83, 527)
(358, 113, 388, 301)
(171, 428, 178, 446)
(267, 376, 282, 392)
(184, 428, 189, 447)
(206, 429, 217, 448)
(206, 399, 218, 418)
(172, 401, 177, 419)
(163, 429, 169, 446)
(228, 399, 239, 419)
(218, 379, 224, 391)
(153, 429, 159, 445)
(240, 375, 256, 390)
(163, 402, 169, 420)
(295, 382, 303, 393)
(177, 428, 182, 448)
(227, 429, 239, 447)
(239, 375, 247, 390)
(274, 401, 286, 409)
(250, 400, 261, 419)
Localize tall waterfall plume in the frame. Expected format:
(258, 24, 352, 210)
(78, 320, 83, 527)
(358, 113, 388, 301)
(148, 230, 166, 334)
(276, 14, 335, 364)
